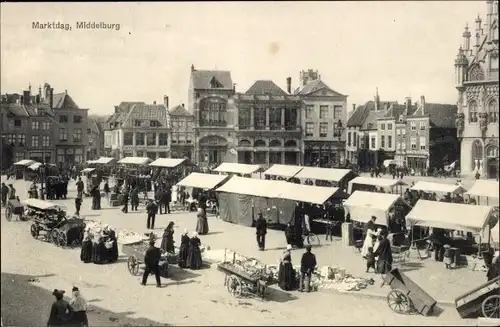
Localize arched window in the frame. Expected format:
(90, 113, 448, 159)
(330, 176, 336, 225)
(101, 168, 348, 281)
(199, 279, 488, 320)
(238, 139, 251, 147)
(469, 65, 485, 81)
(468, 100, 478, 123)
(284, 140, 297, 147)
(254, 139, 266, 147)
(471, 140, 483, 170)
(269, 139, 282, 147)
(488, 99, 498, 123)
(487, 146, 499, 158)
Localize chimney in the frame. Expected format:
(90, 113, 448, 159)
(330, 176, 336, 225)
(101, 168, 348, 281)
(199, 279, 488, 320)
(352, 104, 356, 111)
(23, 90, 30, 105)
(405, 97, 412, 112)
(374, 87, 380, 111)
(420, 95, 426, 115)
(191, 64, 195, 72)
(36, 94, 40, 104)
(163, 95, 169, 108)
(233, 84, 236, 93)
(286, 77, 292, 94)
(65, 89, 68, 94)
(153, 101, 157, 105)
(44, 83, 51, 100)
(38, 85, 42, 97)
(182, 103, 185, 108)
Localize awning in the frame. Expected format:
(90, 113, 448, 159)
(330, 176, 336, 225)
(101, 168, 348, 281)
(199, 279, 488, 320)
(216, 176, 283, 198)
(213, 163, 261, 175)
(277, 183, 348, 205)
(177, 173, 230, 190)
(383, 159, 397, 167)
(406, 200, 495, 233)
(86, 160, 97, 164)
(117, 157, 152, 165)
(22, 199, 62, 210)
(343, 191, 402, 226)
(28, 163, 43, 170)
(14, 159, 37, 167)
(94, 157, 116, 165)
(264, 164, 303, 178)
(294, 167, 353, 182)
(410, 181, 467, 195)
(149, 158, 187, 168)
(348, 177, 407, 193)
(466, 180, 500, 199)
(81, 168, 96, 173)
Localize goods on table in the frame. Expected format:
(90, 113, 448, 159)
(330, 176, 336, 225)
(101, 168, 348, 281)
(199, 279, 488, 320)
(307, 266, 374, 292)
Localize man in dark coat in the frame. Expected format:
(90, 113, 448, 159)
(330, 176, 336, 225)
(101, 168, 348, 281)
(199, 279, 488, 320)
(75, 194, 83, 216)
(299, 245, 317, 292)
(373, 232, 393, 275)
(255, 213, 267, 251)
(197, 191, 207, 214)
(47, 289, 73, 326)
(122, 189, 129, 213)
(1, 182, 8, 206)
(76, 177, 84, 196)
(146, 199, 158, 229)
(141, 240, 162, 287)
(159, 188, 171, 214)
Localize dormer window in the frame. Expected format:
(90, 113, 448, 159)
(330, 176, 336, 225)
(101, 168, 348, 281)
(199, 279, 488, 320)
(210, 77, 223, 88)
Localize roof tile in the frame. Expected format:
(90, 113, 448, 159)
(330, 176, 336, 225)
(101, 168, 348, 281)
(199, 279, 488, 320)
(245, 80, 288, 96)
(168, 105, 193, 117)
(191, 70, 233, 90)
(294, 79, 345, 97)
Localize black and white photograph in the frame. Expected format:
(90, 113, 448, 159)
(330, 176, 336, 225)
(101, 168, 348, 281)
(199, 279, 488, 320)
(1, 1, 499, 326)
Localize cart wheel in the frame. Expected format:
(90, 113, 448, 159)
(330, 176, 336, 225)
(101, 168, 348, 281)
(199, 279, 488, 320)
(50, 229, 60, 246)
(305, 233, 321, 247)
(58, 232, 68, 247)
(226, 275, 243, 298)
(5, 207, 12, 222)
(387, 289, 413, 314)
(30, 224, 39, 238)
(482, 295, 500, 318)
(127, 256, 140, 276)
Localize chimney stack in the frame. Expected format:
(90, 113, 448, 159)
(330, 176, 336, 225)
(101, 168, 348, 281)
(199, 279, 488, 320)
(420, 95, 426, 115)
(191, 64, 195, 72)
(153, 101, 157, 105)
(23, 90, 30, 105)
(352, 104, 356, 111)
(405, 97, 412, 112)
(182, 103, 185, 108)
(286, 77, 292, 94)
(163, 95, 169, 108)
(49, 87, 54, 108)
(233, 84, 236, 93)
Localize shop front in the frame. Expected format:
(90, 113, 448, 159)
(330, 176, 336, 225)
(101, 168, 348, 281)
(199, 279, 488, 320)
(304, 141, 343, 167)
(198, 135, 228, 167)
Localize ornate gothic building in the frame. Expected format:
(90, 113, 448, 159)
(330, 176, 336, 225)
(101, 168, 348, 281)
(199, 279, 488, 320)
(454, 0, 499, 179)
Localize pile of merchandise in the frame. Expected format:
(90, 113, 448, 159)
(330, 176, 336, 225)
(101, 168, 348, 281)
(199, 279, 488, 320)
(309, 266, 375, 292)
(84, 220, 147, 244)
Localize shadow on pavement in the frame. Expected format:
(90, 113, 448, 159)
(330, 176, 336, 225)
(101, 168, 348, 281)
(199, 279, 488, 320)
(266, 287, 298, 303)
(1, 272, 167, 326)
(396, 261, 425, 273)
(168, 266, 201, 281)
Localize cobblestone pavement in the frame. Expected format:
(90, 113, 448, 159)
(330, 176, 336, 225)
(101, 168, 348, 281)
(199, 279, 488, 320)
(0, 178, 487, 326)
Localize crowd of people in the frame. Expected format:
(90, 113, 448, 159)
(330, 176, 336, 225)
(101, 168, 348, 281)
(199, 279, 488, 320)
(80, 225, 119, 265)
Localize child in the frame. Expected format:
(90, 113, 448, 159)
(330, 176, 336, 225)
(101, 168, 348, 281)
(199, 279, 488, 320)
(366, 247, 376, 272)
(443, 244, 453, 269)
(75, 195, 83, 216)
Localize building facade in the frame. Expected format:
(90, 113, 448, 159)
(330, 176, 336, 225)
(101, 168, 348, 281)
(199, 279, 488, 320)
(188, 65, 238, 167)
(104, 101, 170, 159)
(455, 0, 499, 179)
(1, 85, 55, 167)
(235, 80, 302, 166)
(294, 69, 347, 167)
(86, 118, 104, 160)
(168, 103, 195, 160)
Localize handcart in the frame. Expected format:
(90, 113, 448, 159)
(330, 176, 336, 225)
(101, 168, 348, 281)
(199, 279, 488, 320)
(5, 199, 26, 221)
(382, 268, 437, 316)
(217, 249, 274, 300)
(121, 240, 171, 277)
(455, 276, 500, 319)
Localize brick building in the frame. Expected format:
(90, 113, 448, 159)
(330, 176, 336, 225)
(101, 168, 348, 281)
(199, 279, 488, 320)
(168, 102, 195, 160)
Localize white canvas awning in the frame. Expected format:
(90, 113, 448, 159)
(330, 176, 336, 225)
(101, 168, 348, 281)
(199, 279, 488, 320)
(264, 164, 303, 178)
(213, 163, 261, 175)
(177, 173, 230, 190)
(22, 199, 63, 210)
(29, 163, 43, 170)
(277, 183, 347, 205)
(149, 158, 187, 168)
(14, 159, 37, 167)
(406, 200, 495, 233)
(94, 157, 116, 165)
(216, 176, 282, 198)
(466, 180, 500, 199)
(348, 177, 407, 193)
(383, 159, 397, 167)
(86, 160, 97, 164)
(117, 157, 152, 165)
(491, 222, 499, 245)
(343, 191, 402, 226)
(81, 168, 95, 173)
(410, 181, 467, 195)
(294, 167, 353, 182)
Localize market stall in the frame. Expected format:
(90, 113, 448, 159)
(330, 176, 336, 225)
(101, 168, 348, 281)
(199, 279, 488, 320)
(117, 157, 153, 165)
(215, 176, 294, 226)
(278, 183, 348, 205)
(93, 157, 117, 165)
(410, 181, 467, 195)
(342, 191, 406, 227)
(213, 163, 261, 176)
(294, 167, 356, 189)
(465, 180, 500, 205)
(263, 164, 303, 178)
(13, 159, 38, 180)
(149, 158, 188, 169)
(177, 172, 230, 190)
(347, 176, 407, 194)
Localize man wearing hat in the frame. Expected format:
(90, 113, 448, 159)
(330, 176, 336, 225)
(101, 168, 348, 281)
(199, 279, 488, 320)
(47, 289, 73, 326)
(299, 245, 317, 292)
(141, 240, 162, 287)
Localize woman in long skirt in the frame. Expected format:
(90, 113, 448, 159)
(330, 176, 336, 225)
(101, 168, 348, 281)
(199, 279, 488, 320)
(70, 287, 88, 327)
(361, 226, 378, 258)
(92, 236, 106, 264)
(103, 226, 118, 263)
(178, 229, 190, 268)
(160, 222, 175, 254)
(278, 245, 296, 291)
(80, 230, 93, 263)
(195, 208, 209, 235)
(187, 232, 203, 270)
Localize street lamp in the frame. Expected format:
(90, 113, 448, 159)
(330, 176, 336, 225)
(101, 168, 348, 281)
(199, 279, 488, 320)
(334, 120, 345, 167)
(39, 161, 46, 200)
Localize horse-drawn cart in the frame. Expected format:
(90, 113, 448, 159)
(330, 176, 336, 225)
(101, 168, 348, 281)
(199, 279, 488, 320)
(382, 268, 437, 316)
(121, 240, 172, 277)
(5, 199, 27, 221)
(217, 249, 274, 299)
(455, 276, 500, 319)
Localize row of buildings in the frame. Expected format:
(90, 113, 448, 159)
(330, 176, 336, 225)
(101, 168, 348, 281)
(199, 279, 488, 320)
(0, 83, 104, 169)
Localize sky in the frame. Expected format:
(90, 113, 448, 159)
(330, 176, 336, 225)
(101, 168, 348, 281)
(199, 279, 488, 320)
(0, 1, 487, 115)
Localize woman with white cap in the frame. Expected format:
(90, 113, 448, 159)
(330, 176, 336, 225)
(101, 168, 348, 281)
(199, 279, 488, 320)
(187, 232, 203, 270)
(178, 229, 190, 268)
(80, 227, 93, 264)
(278, 245, 296, 291)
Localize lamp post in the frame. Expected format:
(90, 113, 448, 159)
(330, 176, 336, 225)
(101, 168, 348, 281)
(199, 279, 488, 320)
(335, 120, 345, 167)
(40, 161, 46, 200)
